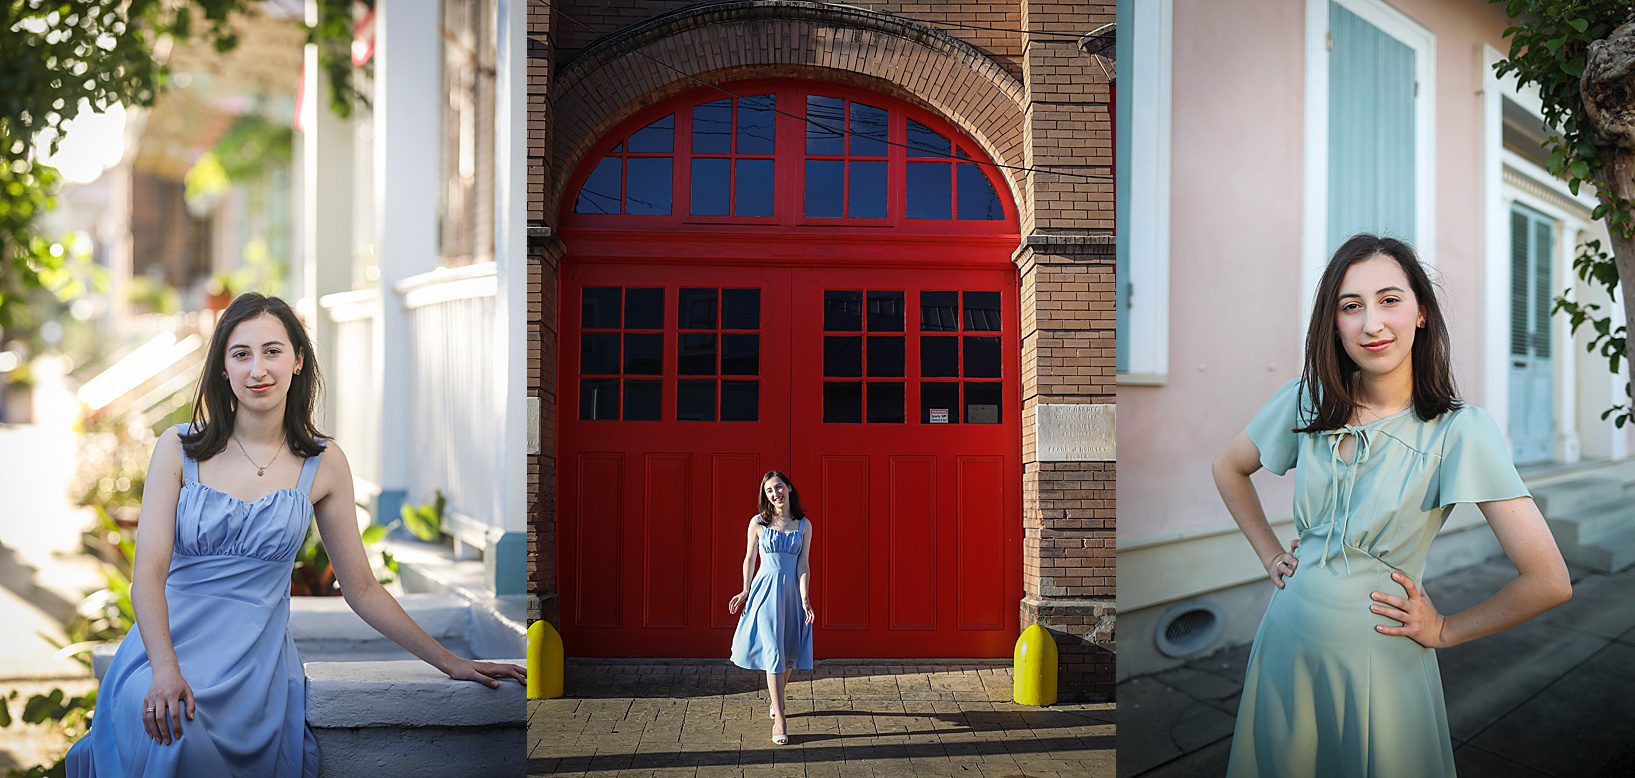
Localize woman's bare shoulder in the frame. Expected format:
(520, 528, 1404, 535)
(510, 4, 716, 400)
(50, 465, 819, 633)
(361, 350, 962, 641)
(152, 424, 183, 462)
(316, 437, 352, 476)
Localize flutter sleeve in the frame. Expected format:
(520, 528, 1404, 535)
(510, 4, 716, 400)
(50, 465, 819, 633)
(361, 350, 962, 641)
(1426, 406, 1530, 510)
(1245, 378, 1306, 476)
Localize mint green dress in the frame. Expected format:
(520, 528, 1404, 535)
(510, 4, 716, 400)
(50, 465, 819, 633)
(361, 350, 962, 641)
(1226, 378, 1529, 778)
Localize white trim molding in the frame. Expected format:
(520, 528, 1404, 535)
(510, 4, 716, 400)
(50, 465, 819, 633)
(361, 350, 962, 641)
(1303, 0, 1437, 338)
(397, 262, 499, 309)
(1121, 0, 1172, 380)
(319, 287, 381, 323)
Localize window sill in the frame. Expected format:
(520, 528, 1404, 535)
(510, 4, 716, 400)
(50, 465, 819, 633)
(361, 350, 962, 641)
(1117, 372, 1167, 386)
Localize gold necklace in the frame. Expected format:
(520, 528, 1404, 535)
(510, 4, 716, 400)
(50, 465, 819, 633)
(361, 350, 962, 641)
(232, 436, 283, 477)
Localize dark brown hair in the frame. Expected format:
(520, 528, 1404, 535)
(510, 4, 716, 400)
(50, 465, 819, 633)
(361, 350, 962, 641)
(1294, 234, 1461, 433)
(756, 471, 806, 525)
(181, 293, 327, 460)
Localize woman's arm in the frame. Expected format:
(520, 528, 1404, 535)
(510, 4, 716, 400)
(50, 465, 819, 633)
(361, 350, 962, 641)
(1212, 430, 1298, 588)
(130, 426, 194, 744)
(796, 519, 814, 624)
(728, 518, 759, 613)
(312, 442, 524, 687)
(1372, 496, 1571, 648)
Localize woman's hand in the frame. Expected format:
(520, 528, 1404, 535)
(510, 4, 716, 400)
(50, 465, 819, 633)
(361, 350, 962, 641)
(445, 658, 527, 689)
(802, 600, 815, 625)
(1371, 571, 1448, 648)
(728, 590, 748, 614)
(142, 670, 195, 745)
(1263, 536, 1299, 589)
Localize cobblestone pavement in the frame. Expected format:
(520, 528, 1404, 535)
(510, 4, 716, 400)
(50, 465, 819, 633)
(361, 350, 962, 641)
(528, 660, 1115, 776)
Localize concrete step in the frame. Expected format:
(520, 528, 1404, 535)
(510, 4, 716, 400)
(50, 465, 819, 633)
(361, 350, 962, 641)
(1532, 477, 1625, 519)
(1545, 498, 1635, 549)
(306, 659, 524, 778)
(91, 593, 477, 679)
(1559, 523, 1635, 575)
(288, 593, 471, 661)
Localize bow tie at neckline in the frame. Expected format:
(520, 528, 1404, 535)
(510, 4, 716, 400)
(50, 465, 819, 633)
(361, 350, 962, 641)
(1315, 426, 1374, 572)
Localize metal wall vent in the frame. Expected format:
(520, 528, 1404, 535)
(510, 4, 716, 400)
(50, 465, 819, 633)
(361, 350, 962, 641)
(1155, 598, 1224, 658)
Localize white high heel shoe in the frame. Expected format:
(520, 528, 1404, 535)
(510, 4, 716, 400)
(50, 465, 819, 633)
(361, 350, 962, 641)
(771, 713, 789, 745)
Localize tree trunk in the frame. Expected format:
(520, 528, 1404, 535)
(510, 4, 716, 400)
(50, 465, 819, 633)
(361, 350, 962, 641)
(1582, 19, 1635, 403)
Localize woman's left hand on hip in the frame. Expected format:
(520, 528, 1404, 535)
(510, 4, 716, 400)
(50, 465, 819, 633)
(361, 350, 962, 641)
(1370, 572, 1448, 649)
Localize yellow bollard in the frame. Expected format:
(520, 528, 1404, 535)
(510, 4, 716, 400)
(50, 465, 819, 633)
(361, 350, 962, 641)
(528, 619, 564, 700)
(1013, 623, 1058, 707)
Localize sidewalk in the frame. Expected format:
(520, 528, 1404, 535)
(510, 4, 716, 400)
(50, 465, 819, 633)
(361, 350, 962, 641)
(528, 659, 1116, 776)
(0, 358, 104, 769)
(1119, 559, 1635, 776)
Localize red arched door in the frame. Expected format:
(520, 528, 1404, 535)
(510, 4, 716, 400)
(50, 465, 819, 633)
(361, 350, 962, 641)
(556, 80, 1022, 658)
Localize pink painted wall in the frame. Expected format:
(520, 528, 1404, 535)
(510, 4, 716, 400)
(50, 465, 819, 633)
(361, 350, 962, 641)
(1117, 0, 1522, 543)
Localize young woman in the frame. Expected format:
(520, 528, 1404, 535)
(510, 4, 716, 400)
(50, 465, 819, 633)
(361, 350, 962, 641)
(727, 470, 815, 746)
(1212, 234, 1573, 777)
(67, 293, 525, 777)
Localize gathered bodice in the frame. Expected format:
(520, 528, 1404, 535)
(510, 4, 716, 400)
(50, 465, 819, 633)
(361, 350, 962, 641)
(169, 424, 326, 605)
(173, 483, 316, 562)
(755, 518, 805, 570)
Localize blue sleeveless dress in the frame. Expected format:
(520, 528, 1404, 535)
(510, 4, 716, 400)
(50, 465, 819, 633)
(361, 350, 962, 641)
(730, 517, 814, 672)
(67, 424, 325, 777)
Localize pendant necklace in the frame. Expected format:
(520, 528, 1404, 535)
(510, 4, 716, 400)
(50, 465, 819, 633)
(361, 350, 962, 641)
(233, 436, 282, 477)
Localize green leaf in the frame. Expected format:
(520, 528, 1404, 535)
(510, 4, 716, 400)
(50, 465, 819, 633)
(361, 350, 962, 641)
(1569, 160, 1590, 180)
(1562, 58, 1585, 78)
(360, 524, 388, 545)
(1567, 18, 1589, 33)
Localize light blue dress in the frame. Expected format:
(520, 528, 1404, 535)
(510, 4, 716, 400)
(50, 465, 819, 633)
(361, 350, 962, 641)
(1227, 379, 1530, 778)
(67, 424, 325, 777)
(730, 517, 814, 672)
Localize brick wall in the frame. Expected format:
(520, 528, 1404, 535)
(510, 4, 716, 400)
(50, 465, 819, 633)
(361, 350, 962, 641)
(526, 0, 1117, 701)
(526, 0, 555, 625)
(549, 1, 1026, 80)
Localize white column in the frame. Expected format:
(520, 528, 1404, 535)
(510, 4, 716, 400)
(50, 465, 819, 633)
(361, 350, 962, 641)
(489, 0, 527, 594)
(303, 0, 357, 434)
(373, 0, 442, 518)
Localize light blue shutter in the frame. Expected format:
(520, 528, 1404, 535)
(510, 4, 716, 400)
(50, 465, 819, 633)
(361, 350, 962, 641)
(1508, 203, 1555, 465)
(1327, 3, 1416, 254)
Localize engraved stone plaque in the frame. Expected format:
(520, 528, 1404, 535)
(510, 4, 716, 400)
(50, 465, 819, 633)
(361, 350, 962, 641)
(1036, 403, 1115, 461)
(526, 396, 540, 455)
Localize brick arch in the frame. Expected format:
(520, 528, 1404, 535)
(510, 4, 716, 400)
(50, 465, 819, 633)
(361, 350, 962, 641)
(548, 1, 1028, 218)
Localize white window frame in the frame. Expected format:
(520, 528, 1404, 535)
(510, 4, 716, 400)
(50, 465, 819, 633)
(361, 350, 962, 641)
(1302, 0, 1436, 337)
(1117, 0, 1172, 384)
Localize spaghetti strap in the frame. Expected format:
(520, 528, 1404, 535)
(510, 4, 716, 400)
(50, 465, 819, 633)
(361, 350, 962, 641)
(174, 423, 198, 485)
(297, 440, 327, 496)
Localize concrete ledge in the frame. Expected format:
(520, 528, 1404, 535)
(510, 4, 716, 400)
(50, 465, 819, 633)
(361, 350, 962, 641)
(466, 596, 528, 660)
(314, 727, 522, 778)
(389, 536, 491, 603)
(304, 659, 526, 728)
